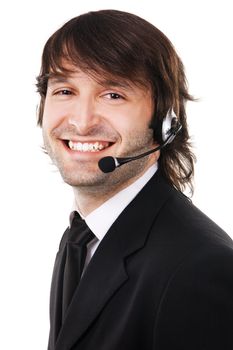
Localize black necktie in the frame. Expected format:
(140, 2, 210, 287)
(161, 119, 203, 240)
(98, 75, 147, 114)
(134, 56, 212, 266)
(62, 211, 95, 321)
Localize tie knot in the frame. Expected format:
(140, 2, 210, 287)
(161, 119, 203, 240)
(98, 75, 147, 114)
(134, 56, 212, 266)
(68, 211, 95, 246)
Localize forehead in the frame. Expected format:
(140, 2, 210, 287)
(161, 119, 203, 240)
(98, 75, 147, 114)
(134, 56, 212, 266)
(46, 62, 151, 93)
(48, 71, 130, 88)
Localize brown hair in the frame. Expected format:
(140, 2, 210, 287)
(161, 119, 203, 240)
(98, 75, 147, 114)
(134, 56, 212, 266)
(36, 9, 196, 194)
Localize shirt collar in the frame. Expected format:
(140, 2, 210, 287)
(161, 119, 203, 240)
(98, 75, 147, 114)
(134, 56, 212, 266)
(83, 163, 158, 241)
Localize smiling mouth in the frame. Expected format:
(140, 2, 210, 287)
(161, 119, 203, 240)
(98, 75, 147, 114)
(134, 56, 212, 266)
(65, 140, 112, 152)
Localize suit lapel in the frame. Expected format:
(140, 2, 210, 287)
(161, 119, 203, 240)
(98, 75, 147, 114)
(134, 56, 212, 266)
(55, 233, 129, 350)
(54, 172, 174, 350)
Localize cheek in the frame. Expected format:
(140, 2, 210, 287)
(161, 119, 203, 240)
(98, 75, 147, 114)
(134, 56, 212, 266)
(42, 101, 65, 130)
(109, 105, 152, 138)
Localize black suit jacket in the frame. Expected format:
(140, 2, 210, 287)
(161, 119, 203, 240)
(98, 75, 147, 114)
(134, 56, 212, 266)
(48, 171, 233, 350)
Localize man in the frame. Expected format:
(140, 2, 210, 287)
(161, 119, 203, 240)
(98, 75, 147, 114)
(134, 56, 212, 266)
(37, 10, 233, 350)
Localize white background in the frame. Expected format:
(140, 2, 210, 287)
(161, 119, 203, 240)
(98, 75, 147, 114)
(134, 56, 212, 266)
(0, 0, 232, 348)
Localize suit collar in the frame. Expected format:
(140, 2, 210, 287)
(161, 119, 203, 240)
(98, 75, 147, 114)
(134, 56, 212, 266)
(55, 172, 174, 350)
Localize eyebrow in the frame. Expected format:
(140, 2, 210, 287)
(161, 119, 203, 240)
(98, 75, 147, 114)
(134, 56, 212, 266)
(47, 74, 71, 86)
(98, 79, 132, 90)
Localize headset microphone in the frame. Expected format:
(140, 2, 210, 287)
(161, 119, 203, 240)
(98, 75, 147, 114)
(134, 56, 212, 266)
(98, 109, 182, 173)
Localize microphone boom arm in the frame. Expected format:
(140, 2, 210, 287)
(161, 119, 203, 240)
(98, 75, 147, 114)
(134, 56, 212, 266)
(114, 128, 180, 166)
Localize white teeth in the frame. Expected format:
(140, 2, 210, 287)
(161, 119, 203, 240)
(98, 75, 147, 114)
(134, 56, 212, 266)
(68, 141, 109, 152)
(83, 143, 89, 152)
(77, 142, 83, 151)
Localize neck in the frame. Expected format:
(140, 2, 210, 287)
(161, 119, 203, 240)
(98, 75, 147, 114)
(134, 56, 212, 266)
(73, 188, 113, 217)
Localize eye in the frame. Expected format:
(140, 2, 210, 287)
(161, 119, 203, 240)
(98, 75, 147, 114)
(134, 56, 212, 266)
(109, 93, 121, 99)
(104, 92, 124, 100)
(54, 89, 73, 96)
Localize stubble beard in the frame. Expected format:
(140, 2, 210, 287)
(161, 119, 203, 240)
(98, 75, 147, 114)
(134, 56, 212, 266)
(43, 128, 155, 196)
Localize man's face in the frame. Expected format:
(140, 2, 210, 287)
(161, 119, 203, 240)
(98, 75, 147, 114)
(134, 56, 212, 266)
(42, 67, 158, 191)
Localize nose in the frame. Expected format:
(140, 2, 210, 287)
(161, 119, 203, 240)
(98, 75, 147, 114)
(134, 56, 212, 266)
(67, 96, 100, 135)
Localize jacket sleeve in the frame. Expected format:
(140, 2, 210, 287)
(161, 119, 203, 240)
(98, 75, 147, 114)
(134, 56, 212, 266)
(153, 244, 233, 350)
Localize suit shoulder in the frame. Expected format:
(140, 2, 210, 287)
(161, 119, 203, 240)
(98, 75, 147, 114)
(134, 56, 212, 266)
(157, 187, 233, 248)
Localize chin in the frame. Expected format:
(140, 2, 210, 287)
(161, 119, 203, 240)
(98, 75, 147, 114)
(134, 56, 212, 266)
(60, 168, 108, 188)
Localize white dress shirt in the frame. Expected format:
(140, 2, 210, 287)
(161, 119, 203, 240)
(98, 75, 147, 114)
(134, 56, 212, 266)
(75, 163, 158, 272)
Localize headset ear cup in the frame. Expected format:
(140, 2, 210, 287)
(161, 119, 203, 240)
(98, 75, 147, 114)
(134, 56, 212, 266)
(162, 109, 183, 144)
(153, 109, 181, 145)
(162, 109, 176, 141)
